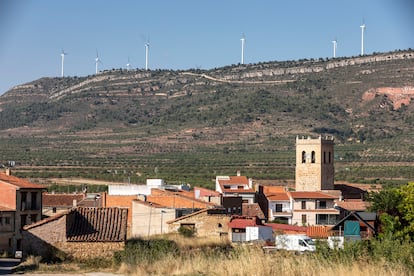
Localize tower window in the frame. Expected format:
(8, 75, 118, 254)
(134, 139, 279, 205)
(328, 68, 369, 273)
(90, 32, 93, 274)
(311, 151, 316, 163)
(329, 152, 332, 163)
(323, 152, 326, 164)
(302, 151, 306, 163)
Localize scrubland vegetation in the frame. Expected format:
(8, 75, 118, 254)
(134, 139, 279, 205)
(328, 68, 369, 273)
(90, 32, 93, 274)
(20, 235, 413, 275)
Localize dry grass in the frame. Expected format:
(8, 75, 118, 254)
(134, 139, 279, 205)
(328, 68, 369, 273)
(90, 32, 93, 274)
(118, 243, 411, 276)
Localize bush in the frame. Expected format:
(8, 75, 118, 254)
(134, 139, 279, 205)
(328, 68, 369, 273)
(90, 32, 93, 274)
(178, 226, 197, 238)
(113, 238, 179, 266)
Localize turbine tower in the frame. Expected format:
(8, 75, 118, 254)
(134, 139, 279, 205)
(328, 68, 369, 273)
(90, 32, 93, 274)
(60, 49, 67, 77)
(145, 40, 150, 70)
(240, 34, 245, 65)
(95, 50, 102, 74)
(126, 57, 131, 71)
(332, 38, 337, 58)
(360, 23, 366, 55)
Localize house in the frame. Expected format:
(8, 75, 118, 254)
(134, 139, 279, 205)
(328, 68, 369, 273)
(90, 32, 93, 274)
(102, 193, 138, 237)
(215, 174, 255, 204)
(228, 216, 271, 242)
(22, 207, 128, 260)
(147, 188, 217, 209)
(42, 193, 85, 216)
(257, 185, 293, 223)
(331, 211, 378, 240)
(193, 186, 221, 205)
(168, 208, 230, 239)
(335, 199, 370, 219)
(0, 169, 45, 255)
(131, 200, 176, 237)
(242, 203, 266, 221)
(0, 205, 15, 255)
(290, 191, 340, 226)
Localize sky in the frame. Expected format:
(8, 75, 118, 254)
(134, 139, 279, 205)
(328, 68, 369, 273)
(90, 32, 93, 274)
(0, 0, 413, 95)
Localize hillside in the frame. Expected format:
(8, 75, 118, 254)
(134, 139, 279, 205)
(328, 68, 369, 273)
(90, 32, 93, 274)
(1, 50, 414, 187)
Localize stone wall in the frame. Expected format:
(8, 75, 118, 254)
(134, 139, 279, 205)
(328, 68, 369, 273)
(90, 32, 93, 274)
(168, 211, 230, 239)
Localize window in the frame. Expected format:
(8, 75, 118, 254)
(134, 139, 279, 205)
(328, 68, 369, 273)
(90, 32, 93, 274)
(329, 152, 332, 163)
(318, 201, 327, 209)
(323, 152, 326, 164)
(302, 214, 307, 224)
(5, 217, 10, 225)
(31, 192, 37, 210)
(302, 151, 306, 163)
(21, 192, 27, 211)
(275, 204, 283, 212)
(311, 151, 316, 163)
(301, 201, 306, 210)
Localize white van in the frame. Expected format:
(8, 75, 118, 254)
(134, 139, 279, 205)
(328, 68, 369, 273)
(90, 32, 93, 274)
(268, 234, 316, 252)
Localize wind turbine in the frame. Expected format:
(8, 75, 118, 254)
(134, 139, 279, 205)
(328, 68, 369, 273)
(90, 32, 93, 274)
(332, 38, 337, 58)
(95, 50, 102, 74)
(360, 22, 366, 55)
(126, 57, 131, 71)
(145, 39, 150, 70)
(60, 49, 67, 77)
(240, 34, 246, 65)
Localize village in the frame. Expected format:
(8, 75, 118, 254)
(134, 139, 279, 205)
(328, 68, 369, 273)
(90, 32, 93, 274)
(0, 135, 377, 260)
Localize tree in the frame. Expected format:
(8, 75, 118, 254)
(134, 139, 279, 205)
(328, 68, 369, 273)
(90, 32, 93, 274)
(398, 182, 414, 239)
(368, 183, 414, 240)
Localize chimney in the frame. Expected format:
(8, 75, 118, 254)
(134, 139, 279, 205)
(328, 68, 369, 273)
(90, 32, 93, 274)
(236, 170, 241, 176)
(5, 168, 11, 176)
(73, 199, 77, 207)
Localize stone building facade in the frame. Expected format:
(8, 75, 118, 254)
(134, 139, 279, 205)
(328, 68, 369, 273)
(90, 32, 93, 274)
(22, 207, 127, 260)
(167, 208, 230, 239)
(295, 136, 334, 191)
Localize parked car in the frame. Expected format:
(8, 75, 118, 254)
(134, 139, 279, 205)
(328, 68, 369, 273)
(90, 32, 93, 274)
(263, 234, 316, 253)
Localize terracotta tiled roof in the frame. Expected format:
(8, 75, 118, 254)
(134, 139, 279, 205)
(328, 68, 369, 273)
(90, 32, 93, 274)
(147, 188, 216, 208)
(266, 223, 307, 234)
(67, 207, 128, 242)
(307, 225, 332, 238)
(242, 203, 265, 219)
(24, 207, 128, 242)
(335, 200, 369, 211)
(0, 173, 45, 189)
(267, 193, 290, 201)
(219, 176, 249, 185)
(290, 191, 338, 199)
(262, 186, 286, 195)
(194, 186, 221, 197)
(228, 216, 263, 229)
(43, 193, 85, 207)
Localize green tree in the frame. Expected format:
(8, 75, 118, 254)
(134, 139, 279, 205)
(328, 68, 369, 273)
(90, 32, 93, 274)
(398, 182, 414, 239)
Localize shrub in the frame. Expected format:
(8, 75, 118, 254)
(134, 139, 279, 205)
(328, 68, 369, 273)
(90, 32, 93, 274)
(178, 225, 197, 238)
(113, 238, 179, 266)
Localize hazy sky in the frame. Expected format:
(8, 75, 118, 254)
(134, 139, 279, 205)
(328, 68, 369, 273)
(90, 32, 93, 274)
(0, 0, 413, 94)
